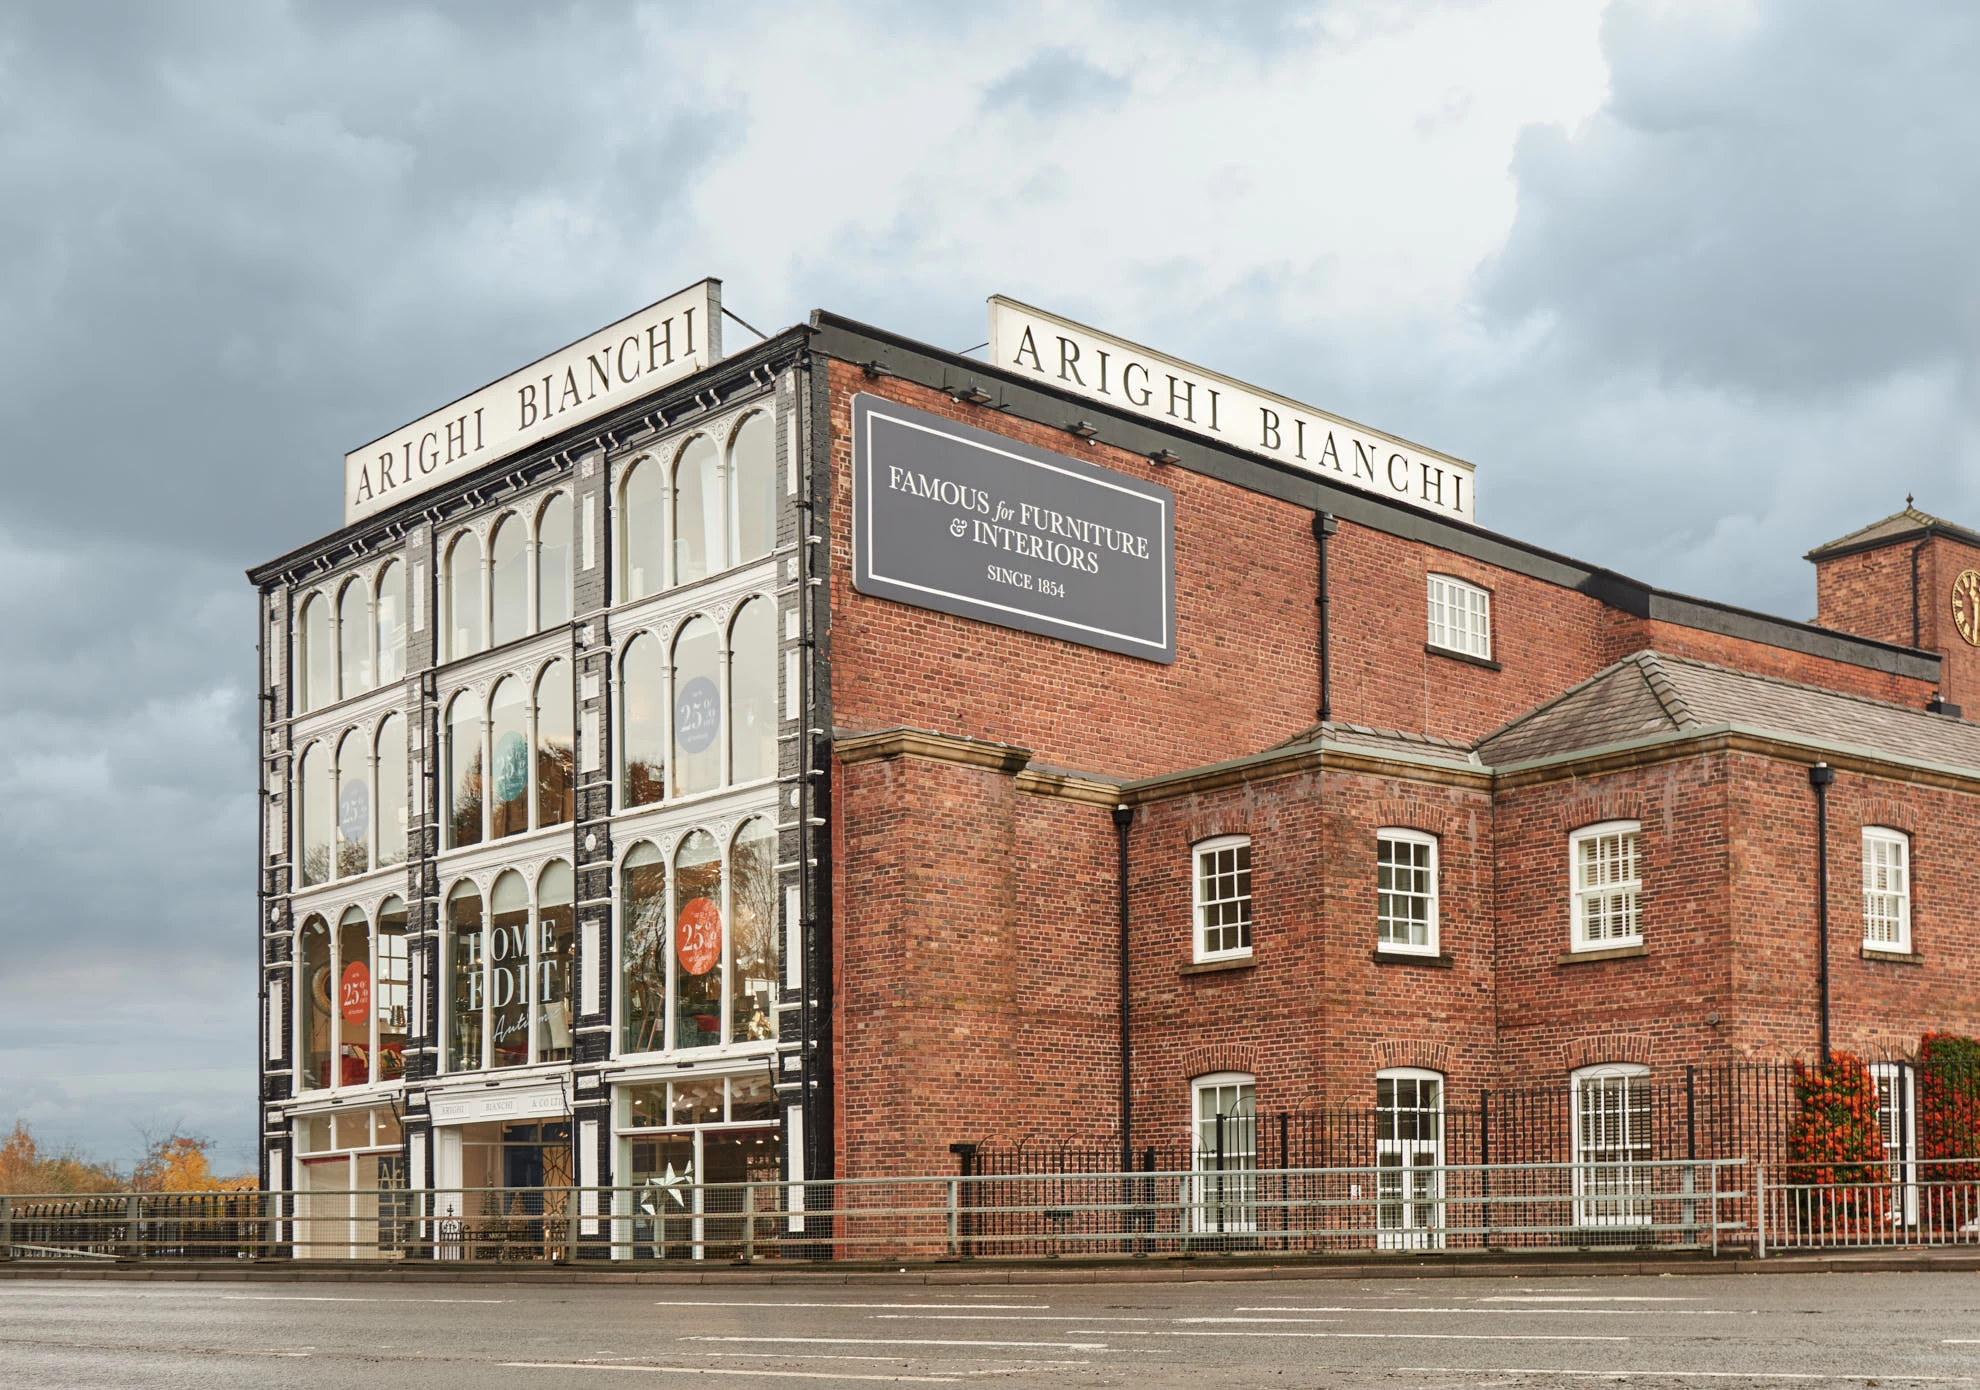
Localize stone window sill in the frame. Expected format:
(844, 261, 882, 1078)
(1557, 942, 1648, 966)
(1371, 949, 1454, 968)
(1180, 955, 1256, 977)
(1425, 642, 1502, 672)
(1860, 946, 1923, 965)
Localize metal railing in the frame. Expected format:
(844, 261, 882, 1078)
(1756, 1160, 1980, 1254)
(0, 1159, 1749, 1264)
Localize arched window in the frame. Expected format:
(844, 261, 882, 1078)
(489, 870, 529, 1069)
(297, 742, 333, 887)
(375, 715, 407, 868)
(489, 512, 528, 648)
(674, 829, 723, 1050)
(729, 597, 777, 784)
(730, 411, 776, 564)
(536, 860, 574, 1063)
(445, 531, 482, 661)
(376, 896, 408, 1082)
(489, 676, 529, 839)
(621, 842, 666, 1054)
(673, 434, 723, 585)
(621, 633, 666, 808)
(299, 915, 331, 1090)
(621, 458, 663, 601)
(729, 817, 778, 1044)
(375, 559, 407, 686)
(672, 616, 721, 796)
(446, 880, 485, 1072)
(536, 660, 574, 828)
(298, 593, 334, 714)
(537, 493, 572, 629)
(334, 727, 370, 878)
(445, 692, 483, 849)
(338, 579, 372, 700)
(336, 906, 371, 1087)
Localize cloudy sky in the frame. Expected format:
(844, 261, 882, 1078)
(1, 0, 1974, 1174)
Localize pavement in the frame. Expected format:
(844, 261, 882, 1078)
(2, 1266, 1978, 1387)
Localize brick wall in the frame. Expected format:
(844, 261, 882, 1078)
(1814, 531, 1980, 712)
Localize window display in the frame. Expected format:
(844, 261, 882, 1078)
(672, 830, 723, 1050)
(671, 617, 720, 796)
(729, 818, 777, 1044)
(536, 661, 574, 828)
(448, 880, 485, 1072)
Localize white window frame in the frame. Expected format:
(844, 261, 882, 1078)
(1374, 1067, 1444, 1249)
(1192, 835, 1253, 963)
(1190, 1073, 1256, 1234)
(1375, 829, 1439, 955)
(1427, 573, 1491, 660)
(1861, 828, 1911, 952)
(1569, 820, 1642, 951)
(1868, 1061, 1919, 1226)
(1571, 1063, 1653, 1228)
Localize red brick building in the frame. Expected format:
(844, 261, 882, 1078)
(254, 284, 1977, 1250)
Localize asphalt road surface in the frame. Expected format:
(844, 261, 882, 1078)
(1, 1270, 1977, 1388)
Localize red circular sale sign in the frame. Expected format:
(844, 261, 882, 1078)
(676, 897, 721, 976)
(339, 962, 371, 1026)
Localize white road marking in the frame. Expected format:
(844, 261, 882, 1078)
(1396, 1370, 1972, 1383)
(1233, 1305, 1746, 1316)
(681, 1337, 1108, 1351)
(222, 1295, 513, 1303)
(870, 1315, 1154, 1323)
(1479, 1294, 1696, 1303)
(1169, 1331, 1629, 1341)
(654, 1301, 1048, 1311)
(501, 1363, 960, 1384)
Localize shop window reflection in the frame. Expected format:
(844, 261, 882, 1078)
(621, 634, 666, 808)
(537, 493, 572, 629)
(336, 907, 371, 1087)
(731, 411, 776, 565)
(446, 693, 483, 849)
(334, 728, 370, 878)
(489, 677, 529, 840)
(536, 660, 574, 829)
(622, 459, 664, 601)
(375, 715, 407, 868)
(300, 915, 332, 1090)
(673, 434, 721, 585)
(376, 897, 408, 1082)
(298, 743, 333, 887)
(621, 841, 666, 1055)
(375, 560, 406, 685)
(299, 593, 334, 714)
(729, 598, 777, 784)
(446, 531, 482, 661)
(338, 579, 371, 700)
(672, 830, 723, 1050)
(489, 870, 530, 1069)
(729, 818, 778, 1044)
(448, 880, 485, 1072)
(536, 861, 575, 1063)
(671, 617, 720, 796)
(489, 513, 528, 648)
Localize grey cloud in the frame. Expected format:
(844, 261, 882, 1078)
(982, 48, 1130, 118)
(1477, 0, 1980, 396)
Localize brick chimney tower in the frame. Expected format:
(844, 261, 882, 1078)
(1807, 499, 1980, 718)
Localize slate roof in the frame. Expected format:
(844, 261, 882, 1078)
(1475, 650, 1980, 773)
(1805, 503, 1980, 559)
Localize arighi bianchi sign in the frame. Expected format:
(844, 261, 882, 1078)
(989, 296, 1477, 524)
(342, 279, 722, 524)
(852, 394, 1175, 663)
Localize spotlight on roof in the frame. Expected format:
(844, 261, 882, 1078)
(1067, 421, 1100, 440)
(951, 383, 993, 406)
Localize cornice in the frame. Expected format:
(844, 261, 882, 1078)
(1490, 723, 1980, 796)
(834, 727, 1033, 776)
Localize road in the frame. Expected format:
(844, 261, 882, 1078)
(0, 1270, 1976, 1387)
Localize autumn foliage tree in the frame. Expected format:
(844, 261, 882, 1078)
(1919, 1033, 1980, 1182)
(0, 1122, 122, 1195)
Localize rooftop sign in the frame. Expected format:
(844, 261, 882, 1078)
(988, 296, 1476, 524)
(343, 278, 722, 524)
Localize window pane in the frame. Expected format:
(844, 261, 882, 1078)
(731, 412, 776, 563)
(673, 830, 723, 1050)
(489, 870, 529, 1069)
(300, 594, 335, 713)
(375, 899, 408, 1082)
(537, 493, 572, 629)
(298, 743, 333, 887)
(536, 660, 574, 829)
(338, 580, 371, 700)
(490, 514, 527, 647)
(1197, 842, 1252, 956)
(375, 715, 407, 868)
(1377, 836, 1434, 949)
(447, 883, 484, 1072)
(673, 434, 723, 585)
(672, 617, 721, 795)
(730, 1073, 776, 1122)
(446, 532, 482, 660)
(621, 634, 666, 807)
(375, 560, 406, 685)
(337, 907, 371, 1086)
(729, 597, 777, 783)
(446, 694, 483, 849)
(489, 677, 529, 839)
(730, 818, 778, 1045)
(535, 861, 574, 1064)
(300, 916, 331, 1090)
(622, 459, 663, 600)
(621, 843, 666, 1054)
(335, 728, 370, 878)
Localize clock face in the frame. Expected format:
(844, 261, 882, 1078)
(1955, 569, 1980, 647)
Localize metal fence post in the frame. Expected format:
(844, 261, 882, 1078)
(946, 1178, 959, 1257)
(566, 1186, 579, 1264)
(124, 1193, 141, 1260)
(1756, 1162, 1767, 1259)
(1, 1195, 11, 1260)
(742, 1184, 756, 1264)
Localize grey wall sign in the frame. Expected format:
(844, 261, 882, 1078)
(852, 393, 1175, 663)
